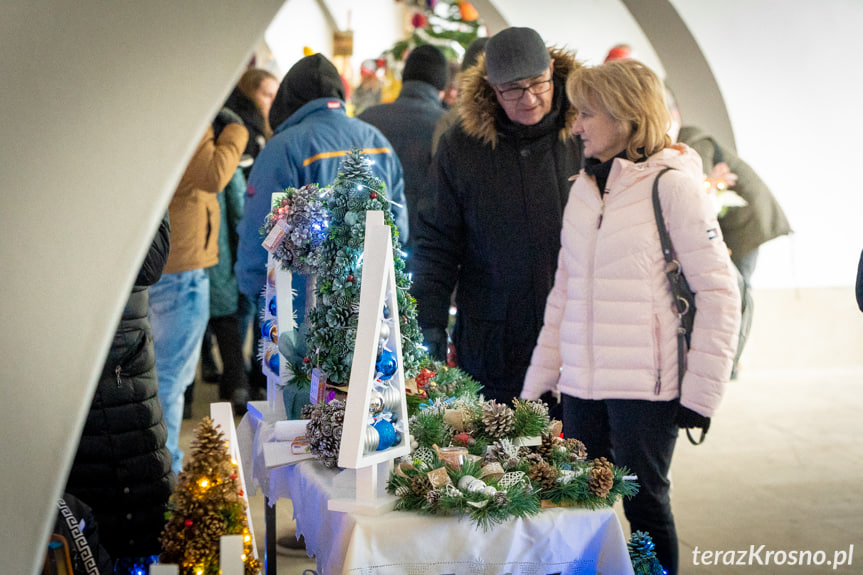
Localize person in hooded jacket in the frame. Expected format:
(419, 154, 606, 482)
(65, 215, 175, 573)
(521, 59, 741, 575)
(410, 27, 583, 406)
(235, 53, 407, 405)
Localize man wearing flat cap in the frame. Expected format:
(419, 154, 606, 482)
(411, 27, 583, 406)
(360, 44, 450, 266)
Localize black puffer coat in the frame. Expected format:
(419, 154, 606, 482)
(411, 48, 583, 403)
(65, 215, 175, 560)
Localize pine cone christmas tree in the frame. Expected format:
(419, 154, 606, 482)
(528, 460, 559, 491)
(588, 458, 614, 498)
(160, 417, 261, 575)
(481, 400, 515, 439)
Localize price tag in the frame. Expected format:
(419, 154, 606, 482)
(310, 368, 328, 404)
(262, 219, 288, 252)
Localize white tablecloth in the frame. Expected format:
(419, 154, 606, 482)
(238, 411, 634, 575)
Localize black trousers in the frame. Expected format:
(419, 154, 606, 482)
(210, 314, 249, 400)
(562, 395, 680, 575)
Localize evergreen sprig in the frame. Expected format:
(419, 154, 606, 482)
(511, 399, 551, 438)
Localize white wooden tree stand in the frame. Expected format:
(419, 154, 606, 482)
(248, 192, 295, 422)
(328, 211, 412, 514)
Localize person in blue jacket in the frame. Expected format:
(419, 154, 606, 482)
(235, 53, 407, 399)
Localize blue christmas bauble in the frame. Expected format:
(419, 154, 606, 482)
(375, 348, 398, 380)
(268, 296, 277, 316)
(373, 419, 396, 451)
(266, 350, 279, 374)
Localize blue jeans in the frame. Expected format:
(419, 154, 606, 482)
(149, 269, 210, 474)
(563, 395, 680, 575)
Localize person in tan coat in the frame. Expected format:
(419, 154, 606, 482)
(150, 114, 247, 474)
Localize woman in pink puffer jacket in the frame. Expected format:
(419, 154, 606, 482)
(521, 60, 740, 575)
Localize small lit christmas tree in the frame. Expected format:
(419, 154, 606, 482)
(628, 530, 666, 575)
(304, 149, 425, 385)
(160, 417, 260, 575)
(392, 0, 483, 61)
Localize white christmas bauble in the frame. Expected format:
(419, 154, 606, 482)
(482, 485, 497, 497)
(467, 479, 486, 494)
(458, 475, 477, 490)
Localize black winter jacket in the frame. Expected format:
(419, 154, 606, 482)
(411, 48, 583, 402)
(65, 215, 175, 560)
(359, 81, 446, 260)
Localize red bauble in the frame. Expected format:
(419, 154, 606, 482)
(184, 519, 193, 528)
(303, 357, 310, 364)
(370, 191, 378, 200)
(347, 274, 355, 283)
(411, 12, 428, 28)
(416, 367, 435, 388)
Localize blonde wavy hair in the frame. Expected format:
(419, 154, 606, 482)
(566, 59, 671, 160)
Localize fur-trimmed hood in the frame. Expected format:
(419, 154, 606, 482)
(457, 47, 581, 147)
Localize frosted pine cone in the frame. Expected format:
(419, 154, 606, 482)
(563, 438, 588, 461)
(481, 400, 515, 439)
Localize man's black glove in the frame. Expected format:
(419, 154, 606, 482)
(676, 405, 711, 444)
(212, 107, 244, 140)
(422, 326, 447, 362)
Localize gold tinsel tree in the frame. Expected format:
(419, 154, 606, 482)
(160, 417, 261, 575)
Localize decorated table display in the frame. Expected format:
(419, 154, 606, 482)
(249, 149, 653, 573)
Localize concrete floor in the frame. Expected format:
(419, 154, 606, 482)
(180, 287, 863, 574)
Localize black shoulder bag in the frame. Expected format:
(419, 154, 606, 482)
(652, 168, 704, 445)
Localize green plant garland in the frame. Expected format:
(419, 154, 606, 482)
(388, 393, 639, 530)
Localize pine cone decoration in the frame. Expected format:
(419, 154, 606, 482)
(493, 491, 508, 506)
(528, 460, 559, 491)
(395, 485, 410, 498)
(523, 452, 543, 465)
(592, 456, 613, 471)
(563, 438, 588, 461)
(588, 459, 614, 498)
(300, 403, 315, 419)
(481, 400, 515, 439)
(537, 432, 560, 460)
(411, 474, 432, 497)
(426, 489, 441, 505)
(306, 400, 346, 468)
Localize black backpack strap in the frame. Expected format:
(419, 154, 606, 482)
(651, 168, 687, 390)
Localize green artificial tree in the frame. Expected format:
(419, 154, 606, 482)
(303, 148, 425, 385)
